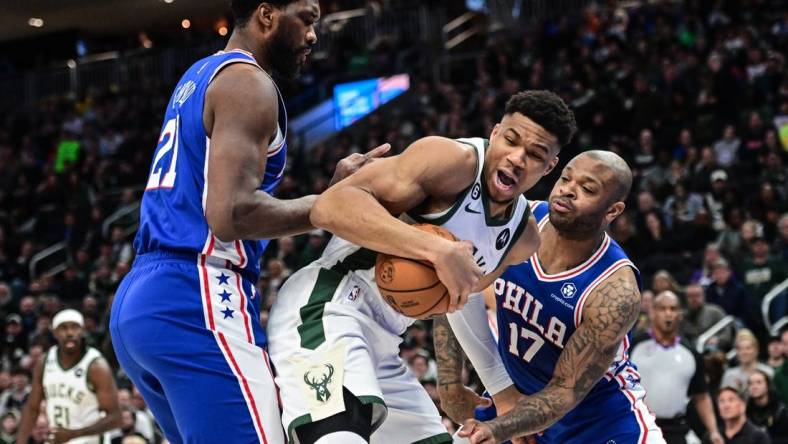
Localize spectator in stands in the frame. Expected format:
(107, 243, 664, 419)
(691, 244, 723, 287)
(663, 183, 705, 231)
(682, 283, 730, 349)
(129, 386, 156, 444)
(770, 337, 785, 370)
(722, 329, 774, 391)
(717, 206, 746, 260)
(707, 386, 771, 443)
(713, 124, 740, 168)
(633, 289, 655, 338)
(29, 415, 48, 444)
(706, 258, 753, 325)
(741, 235, 788, 303)
(632, 291, 723, 444)
(0, 411, 16, 444)
(0, 316, 27, 371)
(775, 330, 788, 405)
(746, 369, 788, 444)
(652, 270, 680, 295)
(775, 214, 788, 261)
(0, 368, 29, 419)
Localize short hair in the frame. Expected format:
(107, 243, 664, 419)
(718, 385, 745, 401)
(230, 0, 299, 27)
(581, 150, 633, 202)
(504, 90, 577, 146)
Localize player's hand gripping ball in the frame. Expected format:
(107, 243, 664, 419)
(375, 224, 457, 319)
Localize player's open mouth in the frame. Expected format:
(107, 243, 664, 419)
(65, 340, 77, 347)
(494, 170, 516, 192)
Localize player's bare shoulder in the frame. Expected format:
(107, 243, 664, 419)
(581, 266, 640, 339)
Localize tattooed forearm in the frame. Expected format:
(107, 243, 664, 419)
(433, 315, 463, 386)
(487, 272, 640, 442)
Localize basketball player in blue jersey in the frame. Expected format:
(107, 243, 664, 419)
(109, 1, 388, 443)
(436, 151, 665, 444)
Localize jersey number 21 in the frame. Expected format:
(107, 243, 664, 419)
(146, 116, 179, 190)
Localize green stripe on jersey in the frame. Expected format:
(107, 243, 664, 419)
(297, 248, 377, 350)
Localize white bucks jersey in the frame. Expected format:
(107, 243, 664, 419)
(306, 137, 531, 333)
(403, 137, 530, 274)
(43, 347, 104, 444)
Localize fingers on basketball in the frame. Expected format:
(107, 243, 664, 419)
(375, 224, 457, 319)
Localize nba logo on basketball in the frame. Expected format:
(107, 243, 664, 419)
(379, 259, 395, 284)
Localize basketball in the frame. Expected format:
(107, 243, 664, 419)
(375, 224, 458, 319)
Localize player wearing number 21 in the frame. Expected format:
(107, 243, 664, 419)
(109, 1, 389, 443)
(17, 310, 120, 444)
(266, 91, 576, 444)
(436, 151, 666, 444)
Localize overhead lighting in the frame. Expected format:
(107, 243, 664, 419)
(181, 19, 191, 29)
(28, 18, 44, 27)
(218, 26, 228, 36)
(163, 0, 174, 3)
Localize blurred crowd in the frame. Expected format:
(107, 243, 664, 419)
(0, 0, 785, 442)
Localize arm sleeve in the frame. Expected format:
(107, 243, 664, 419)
(688, 345, 709, 396)
(446, 294, 514, 395)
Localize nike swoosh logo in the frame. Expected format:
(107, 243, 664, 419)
(464, 203, 481, 214)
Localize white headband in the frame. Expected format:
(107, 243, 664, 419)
(52, 309, 84, 329)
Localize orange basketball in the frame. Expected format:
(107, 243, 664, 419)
(375, 224, 458, 319)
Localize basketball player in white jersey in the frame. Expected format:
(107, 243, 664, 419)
(267, 90, 577, 444)
(17, 310, 120, 444)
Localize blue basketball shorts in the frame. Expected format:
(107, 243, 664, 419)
(110, 251, 286, 444)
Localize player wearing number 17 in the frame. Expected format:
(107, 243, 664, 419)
(438, 152, 666, 444)
(109, 1, 389, 443)
(17, 310, 121, 444)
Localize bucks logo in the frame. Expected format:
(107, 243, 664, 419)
(304, 364, 334, 402)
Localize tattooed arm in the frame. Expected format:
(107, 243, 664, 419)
(458, 267, 641, 443)
(434, 315, 489, 421)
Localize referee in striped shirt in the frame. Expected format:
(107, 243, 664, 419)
(631, 291, 723, 444)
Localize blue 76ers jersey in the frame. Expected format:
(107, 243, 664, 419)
(494, 201, 659, 444)
(134, 49, 287, 280)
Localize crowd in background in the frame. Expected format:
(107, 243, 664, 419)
(0, 0, 786, 442)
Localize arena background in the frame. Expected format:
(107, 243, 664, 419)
(0, 0, 786, 443)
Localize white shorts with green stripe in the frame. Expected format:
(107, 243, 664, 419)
(267, 260, 451, 444)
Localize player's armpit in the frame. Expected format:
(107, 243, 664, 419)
(485, 267, 641, 442)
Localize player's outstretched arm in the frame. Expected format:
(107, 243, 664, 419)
(204, 64, 388, 241)
(50, 358, 121, 443)
(460, 267, 640, 443)
(437, 218, 540, 420)
(15, 358, 45, 444)
(311, 136, 483, 311)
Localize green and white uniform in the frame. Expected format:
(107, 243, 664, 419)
(43, 346, 104, 444)
(267, 138, 531, 444)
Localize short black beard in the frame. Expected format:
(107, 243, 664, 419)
(267, 27, 301, 79)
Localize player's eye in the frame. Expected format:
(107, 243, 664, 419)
(582, 186, 595, 194)
(505, 138, 515, 146)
